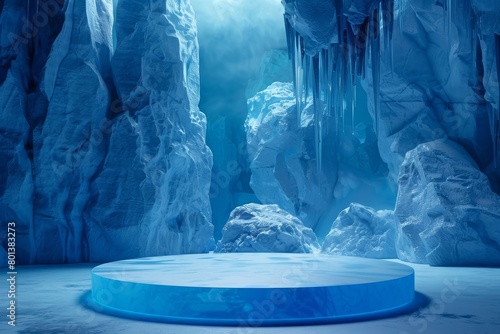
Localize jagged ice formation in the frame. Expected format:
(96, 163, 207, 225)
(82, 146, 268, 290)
(0, 0, 214, 263)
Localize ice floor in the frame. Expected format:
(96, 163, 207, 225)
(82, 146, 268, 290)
(2, 258, 500, 333)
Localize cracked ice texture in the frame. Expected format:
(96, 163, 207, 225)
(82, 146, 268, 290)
(0, 0, 214, 263)
(215, 203, 320, 253)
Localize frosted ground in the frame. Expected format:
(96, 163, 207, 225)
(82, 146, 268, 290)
(1, 262, 499, 333)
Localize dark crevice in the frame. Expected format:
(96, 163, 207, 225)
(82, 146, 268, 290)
(472, 37, 485, 99)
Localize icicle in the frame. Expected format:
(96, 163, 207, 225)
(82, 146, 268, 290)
(494, 34, 500, 167)
(283, 2, 395, 174)
(284, 15, 293, 60)
(334, 0, 344, 40)
(496, 34, 500, 110)
(312, 55, 323, 172)
(382, 0, 394, 70)
(304, 55, 311, 103)
(488, 105, 499, 168)
(371, 7, 381, 134)
(443, 0, 450, 35)
(398, 0, 404, 37)
(352, 80, 357, 134)
(356, 21, 369, 78)
(294, 32, 304, 123)
(347, 27, 357, 85)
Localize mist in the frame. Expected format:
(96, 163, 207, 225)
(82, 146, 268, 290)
(190, 0, 288, 236)
(191, 0, 286, 94)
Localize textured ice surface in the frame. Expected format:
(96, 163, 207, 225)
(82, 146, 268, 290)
(246, 82, 336, 228)
(322, 203, 397, 259)
(0, 0, 66, 263)
(281, 0, 499, 183)
(33, 0, 115, 263)
(395, 139, 500, 266)
(101, 0, 214, 260)
(0, 0, 214, 263)
(215, 203, 320, 253)
(367, 0, 500, 185)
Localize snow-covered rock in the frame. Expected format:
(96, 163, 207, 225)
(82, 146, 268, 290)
(215, 203, 320, 253)
(395, 139, 500, 266)
(322, 203, 397, 259)
(246, 82, 336, 228)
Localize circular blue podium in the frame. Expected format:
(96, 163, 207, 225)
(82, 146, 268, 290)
(91, 253, 414, 326)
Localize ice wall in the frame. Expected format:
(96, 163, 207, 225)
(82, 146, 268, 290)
(266, 0, 500, 265)
(0, 0, 214, 263)
(280, 0, 499, 184)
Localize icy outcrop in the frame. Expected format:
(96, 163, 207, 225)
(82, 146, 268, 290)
(246, 82, 336, 228)
(33, 0, 115, 263)
(366, 0, 500, 186)
(0, 0, 65, 264)
(97, 0, 214, 260)
(215, 203, 320, 253)
(0, 0, 214, 263)
(395, 139, 500, 266)
(322, 203, 397, 259)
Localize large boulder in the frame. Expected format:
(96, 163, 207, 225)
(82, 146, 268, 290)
(395, 139, 500, 266)
(215, 203, 320, 253)
(322, 203, 397, 259)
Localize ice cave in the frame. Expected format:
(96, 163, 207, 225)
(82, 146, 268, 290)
(0, 0, 500, 332)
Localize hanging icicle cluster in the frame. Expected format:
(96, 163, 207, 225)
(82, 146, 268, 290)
(285, 0, 500, 170)
(284, 0, 395, 171)
(495, 34, 500, 167)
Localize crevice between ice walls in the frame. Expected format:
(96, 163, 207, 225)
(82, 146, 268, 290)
(0, 0, 214, 264)
(0, 0, 67, 264)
